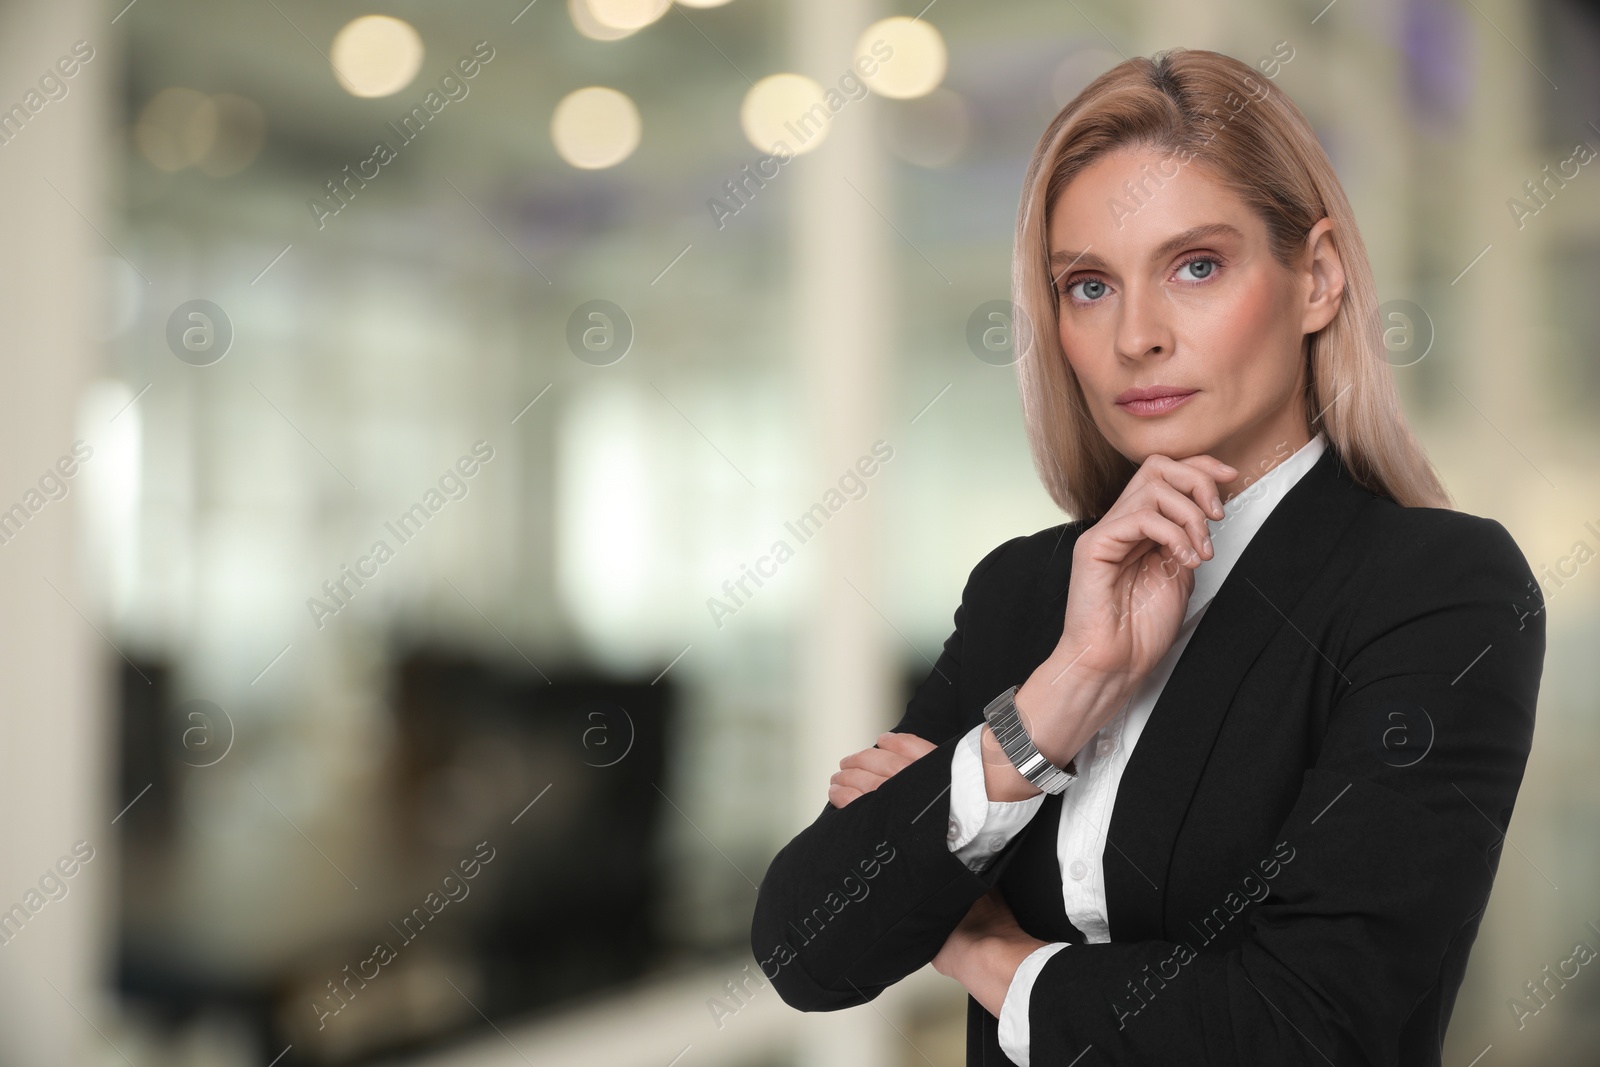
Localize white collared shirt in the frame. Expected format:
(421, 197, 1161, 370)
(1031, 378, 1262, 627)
(943, 432, 1328, 1066)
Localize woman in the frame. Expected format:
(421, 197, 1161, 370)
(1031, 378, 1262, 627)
(748, 47, 1546, 1066)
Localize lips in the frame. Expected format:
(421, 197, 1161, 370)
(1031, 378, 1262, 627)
(1115, 385, 1197, 404)
(1114, 386, 1198, 418)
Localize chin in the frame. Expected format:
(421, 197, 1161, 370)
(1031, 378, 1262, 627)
(1111, 420, 1211, 464)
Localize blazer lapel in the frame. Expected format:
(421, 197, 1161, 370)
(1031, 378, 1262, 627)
(1098, 445, 1374, 940)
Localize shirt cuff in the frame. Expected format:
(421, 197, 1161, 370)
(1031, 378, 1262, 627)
(997, 941, 1069, 1067)
(945, 723, 1047, 871)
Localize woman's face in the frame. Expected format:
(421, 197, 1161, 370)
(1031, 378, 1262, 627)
(1046, 144, 1342, 484)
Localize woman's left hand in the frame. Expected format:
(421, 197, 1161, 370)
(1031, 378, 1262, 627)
(932, 889, 1050, 1017)
(828, 732, 937, 807)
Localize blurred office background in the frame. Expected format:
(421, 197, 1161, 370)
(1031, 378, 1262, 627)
(0, 0, 1595, 1063)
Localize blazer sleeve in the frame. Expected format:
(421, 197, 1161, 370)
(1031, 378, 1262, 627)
(749, 533, 1048, 1012)
(1022, 513, 1546, 1066)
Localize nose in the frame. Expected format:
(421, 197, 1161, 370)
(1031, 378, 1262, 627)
(1113, 278, 1174, 362)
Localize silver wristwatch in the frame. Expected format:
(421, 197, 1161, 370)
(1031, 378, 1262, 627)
(982, 684, 1078, 794)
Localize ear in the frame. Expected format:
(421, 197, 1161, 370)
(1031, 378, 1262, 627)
(1299, 217, 1345, 336)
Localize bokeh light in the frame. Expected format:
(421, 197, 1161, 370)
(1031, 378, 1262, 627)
(551, 86, 642, 169)
(330, 15, 424, 98)
(569, 0, 638, 40)
(586, 0, 670, 31)
(134, 89, 266, 176)
(197, 94, 266, 177)
(740, 73, 828, 156)
(134, 87, 217, 172)
(856, 16, 947, 99)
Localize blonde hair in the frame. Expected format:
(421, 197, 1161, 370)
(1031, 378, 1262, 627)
(1012, 47, 1451, 519)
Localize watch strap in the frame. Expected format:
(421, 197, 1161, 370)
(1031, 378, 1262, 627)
(981, 684, 1078, 794)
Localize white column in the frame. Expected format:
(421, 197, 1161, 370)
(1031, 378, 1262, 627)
(0, 1, 116, 1064)
(786, 0, 893, 844)
(787, 2, 899, 1066)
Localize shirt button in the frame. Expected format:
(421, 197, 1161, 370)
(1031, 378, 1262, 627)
(1096, 738, 1116, 757)
(987, 834, 1005, 852)
(1069, 859, 1088, 880)
(948, 817, 960, 839)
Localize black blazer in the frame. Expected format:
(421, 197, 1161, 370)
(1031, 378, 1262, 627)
(750, 444, 1546, 1066)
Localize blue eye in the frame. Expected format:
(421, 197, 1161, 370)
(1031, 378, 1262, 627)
(1068, 278, 1108, 303)
(1055, 254, 1224, 307)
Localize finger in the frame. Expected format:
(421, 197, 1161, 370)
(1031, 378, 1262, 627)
(1083, 508, 1205, 571)
(1078, 510, 1200, 572)
(1129, 453, 1232, 523)
(1112, 467, 1216, 562)
(877, 732, 937, 759)
(1176, 452, 1238, 478)
(1132, 481, 1215, 561)
(838, 747, 912, 776)
(828, 782, 864, 808)
(831, 767, 890, 796)
(1096, 461, 1218, 566)
(1159, 454, 1238, 520)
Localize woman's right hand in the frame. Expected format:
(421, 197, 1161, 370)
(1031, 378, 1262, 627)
(1009, 453, 1237, 769)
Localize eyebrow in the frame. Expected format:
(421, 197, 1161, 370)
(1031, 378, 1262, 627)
(1049, 222, 1245, 278)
